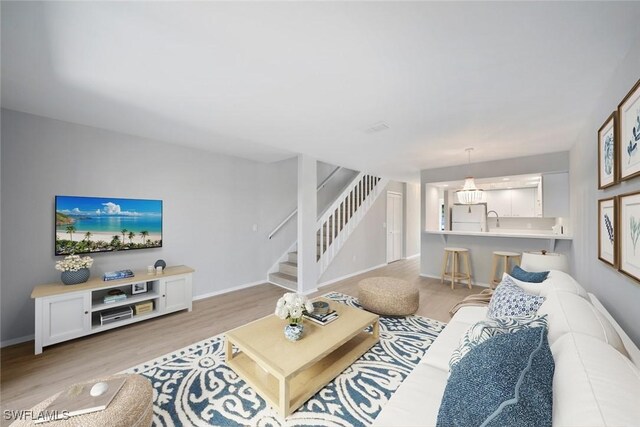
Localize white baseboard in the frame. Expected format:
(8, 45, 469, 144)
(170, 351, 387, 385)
(419, 273, 491, 288)
(405, 253, 420, 260)
(193, 279, 266, 301)
(318, 263, 388, 288)
(1, 334, 34, 348)
(267, 280, 297, 292)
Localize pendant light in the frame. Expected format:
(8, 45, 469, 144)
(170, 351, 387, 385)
(456, 148, 484, 206)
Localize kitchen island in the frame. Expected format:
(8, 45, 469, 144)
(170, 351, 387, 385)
(421, 230, 573, 287)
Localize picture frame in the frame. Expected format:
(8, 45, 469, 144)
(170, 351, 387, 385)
(598, 197, 617, 267)
(618, 191, 640, 283)
(598, 112, 617, 189)
(131, 282, 148, 295)
(618, 79, 640, 181)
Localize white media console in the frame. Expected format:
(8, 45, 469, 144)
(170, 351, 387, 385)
(31, 265, 194, 354)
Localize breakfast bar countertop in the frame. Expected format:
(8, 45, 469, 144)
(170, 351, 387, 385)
(423, 230, 573, 240)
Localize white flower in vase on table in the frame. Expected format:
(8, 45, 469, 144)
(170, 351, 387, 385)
(274, 292, 313, 324)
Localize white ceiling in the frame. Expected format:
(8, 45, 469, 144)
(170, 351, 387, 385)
(3, 2, 640, 182)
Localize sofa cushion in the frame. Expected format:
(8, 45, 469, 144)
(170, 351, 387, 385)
(437, 327, 554, 427)
(449, 315, 548, 370)
(542, 270, 588, 299)
(420, 306, 487, 370)
(422, 320, 473, 371)
(372, 363, 448, 427)
(538, 291, 629, 357)
(503, 271, 588, 300)
(487, 276, 545, 319)
(511, 265, 549, 283)
(449, 305, 489, 324)
(551, 333, 640, 426)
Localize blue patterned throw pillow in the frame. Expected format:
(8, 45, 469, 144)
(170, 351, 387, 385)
(437, 327, 554, 427)
(511, 265, 549, 283)
(449, 315, 548, 370)
(487, 276, 545, 319)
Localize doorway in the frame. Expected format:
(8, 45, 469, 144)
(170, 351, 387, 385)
(386, 191, 403, 263)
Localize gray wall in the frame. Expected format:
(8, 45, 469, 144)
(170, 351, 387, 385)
(317, 161, 358, 217)
(0, 109, 296, 344)
(570, 37, 640, 346)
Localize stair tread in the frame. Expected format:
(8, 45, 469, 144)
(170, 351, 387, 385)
(280, 261, 297, 267)
(270, 272, 297, 281)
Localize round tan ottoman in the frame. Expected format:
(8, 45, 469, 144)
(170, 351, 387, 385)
(11, 374, 153, 427)
(358, 277, 419, 316)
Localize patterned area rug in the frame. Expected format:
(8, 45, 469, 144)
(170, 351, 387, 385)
(126, 292, 445, 426)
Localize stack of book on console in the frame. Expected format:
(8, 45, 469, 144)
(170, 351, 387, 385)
(103, 270, 134, 281)
(304, 309, 339, 325)
(103, 293, 127, 304)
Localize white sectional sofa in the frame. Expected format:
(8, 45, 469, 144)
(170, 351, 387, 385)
(373, 270, 640, 426)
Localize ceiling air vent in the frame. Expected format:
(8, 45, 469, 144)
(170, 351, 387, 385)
(364, 122, 390, 134)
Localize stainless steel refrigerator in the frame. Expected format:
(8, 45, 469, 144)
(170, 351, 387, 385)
(451, 203, 487, 232)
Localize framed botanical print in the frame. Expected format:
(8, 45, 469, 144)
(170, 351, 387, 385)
(598, 197, 616, 267)
(618, 191, 640, 282)
(598, 112, 617, 189)
(619, 79, 640, 181)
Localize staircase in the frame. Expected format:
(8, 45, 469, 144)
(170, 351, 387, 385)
(269, 173, 387, 290)
(269, 251, 298, 289)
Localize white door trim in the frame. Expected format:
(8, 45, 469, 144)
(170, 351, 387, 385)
(386, 191, 403, 263)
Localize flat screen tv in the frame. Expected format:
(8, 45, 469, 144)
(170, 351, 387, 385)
(55, 195, 163, 255)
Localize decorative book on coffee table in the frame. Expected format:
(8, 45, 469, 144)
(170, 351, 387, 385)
(304, 309, 339, 325)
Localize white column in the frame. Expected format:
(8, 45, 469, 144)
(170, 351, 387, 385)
(297, 155, 317, 294)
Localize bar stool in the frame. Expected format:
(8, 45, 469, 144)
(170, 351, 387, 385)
(441, 247, 472, 290)
(490, 251, 522, 288)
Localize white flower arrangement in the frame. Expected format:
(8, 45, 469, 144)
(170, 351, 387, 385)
(55, 255, 94, 272)
(275, 292, 314, 324)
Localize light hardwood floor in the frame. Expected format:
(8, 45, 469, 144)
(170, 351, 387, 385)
(0, 258, 481, 421)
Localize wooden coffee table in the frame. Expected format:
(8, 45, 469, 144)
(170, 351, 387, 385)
(225, 297, 379, 417)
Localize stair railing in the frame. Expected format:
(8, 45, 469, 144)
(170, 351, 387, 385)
(316, 173, 387, 275)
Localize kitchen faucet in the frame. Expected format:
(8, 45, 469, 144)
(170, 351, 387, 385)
(487, 210, 500, 228)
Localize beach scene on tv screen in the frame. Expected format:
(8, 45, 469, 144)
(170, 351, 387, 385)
(56, 196, 162, 255)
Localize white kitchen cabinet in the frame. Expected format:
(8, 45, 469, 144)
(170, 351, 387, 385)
(485, 190, 511, 217)
(543, 172, 569, 218)
(511, 188, 537, 217)
(485, 188, 537, 218)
